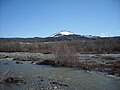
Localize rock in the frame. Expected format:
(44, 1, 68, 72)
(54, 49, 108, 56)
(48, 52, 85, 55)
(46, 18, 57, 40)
(6, 58, 14, 61)
(43, 52, 51, 54)
(4, 77, 25, 84)
(32, 61, 39, 65)
(4, 77, 15, 83)
(41, 79, 44, 81)
(31, 61, 34, 64)
(16, 61, 23, 64)
(50, 81, 68, 87)
(5, 56, 9, 58)
(13, 58, 27, 61)
(53, 86, 58, 89)
(35, 60, 55, 65)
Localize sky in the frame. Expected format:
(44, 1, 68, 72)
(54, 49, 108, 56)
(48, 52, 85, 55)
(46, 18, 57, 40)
(0, 0, 120, 37)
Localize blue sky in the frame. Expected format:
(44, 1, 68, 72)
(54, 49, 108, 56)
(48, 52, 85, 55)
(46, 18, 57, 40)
(0, 0, 120, 37)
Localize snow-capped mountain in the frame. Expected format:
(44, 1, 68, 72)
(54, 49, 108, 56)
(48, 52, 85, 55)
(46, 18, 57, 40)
(50, 30, 75, 37)
(48, 30, 101, 41)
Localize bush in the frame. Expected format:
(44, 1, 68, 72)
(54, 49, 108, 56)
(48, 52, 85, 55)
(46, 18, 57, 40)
(52, 41, 78, 66)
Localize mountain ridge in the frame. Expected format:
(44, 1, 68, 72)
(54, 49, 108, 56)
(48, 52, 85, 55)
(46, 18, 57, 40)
(49, 30, 100, 39)
(0, 30, 120, 42)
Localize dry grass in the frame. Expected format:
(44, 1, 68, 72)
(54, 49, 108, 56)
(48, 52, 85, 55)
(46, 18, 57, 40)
(0, 39, 120, 53)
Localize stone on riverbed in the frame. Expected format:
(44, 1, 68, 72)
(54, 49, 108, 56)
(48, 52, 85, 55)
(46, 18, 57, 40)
(16, 61, 23, 64)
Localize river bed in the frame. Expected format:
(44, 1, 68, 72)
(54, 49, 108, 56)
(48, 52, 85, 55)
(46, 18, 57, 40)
(0, 60, 120, 90)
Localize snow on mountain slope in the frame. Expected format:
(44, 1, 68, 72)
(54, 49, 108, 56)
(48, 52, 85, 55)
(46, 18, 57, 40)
(50, 30, 75, 37)
(58, 30, 74, 35)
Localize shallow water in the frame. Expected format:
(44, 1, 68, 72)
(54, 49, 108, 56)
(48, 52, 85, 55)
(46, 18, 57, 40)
(0, 60, 120, 90)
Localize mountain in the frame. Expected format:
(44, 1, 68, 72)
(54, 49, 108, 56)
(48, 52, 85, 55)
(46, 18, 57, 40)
(1, 30, 119, 42)
(49, 30, 100, 40)
(50, 30, 75, 37)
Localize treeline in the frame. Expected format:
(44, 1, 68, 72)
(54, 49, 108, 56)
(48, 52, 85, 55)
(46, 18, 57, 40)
(0, 39, 120, 53)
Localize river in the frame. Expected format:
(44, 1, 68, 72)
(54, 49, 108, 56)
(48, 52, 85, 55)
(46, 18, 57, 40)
(0, 60, 120, 90)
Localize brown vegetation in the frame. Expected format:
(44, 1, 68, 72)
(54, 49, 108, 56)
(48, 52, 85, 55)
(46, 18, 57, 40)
(0, 42, 53, 53)
(0, 39, 120, 53)
(52, 41, 78, 66)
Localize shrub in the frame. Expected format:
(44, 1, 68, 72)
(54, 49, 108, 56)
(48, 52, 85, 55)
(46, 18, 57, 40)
(52, 41, 78, 66)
